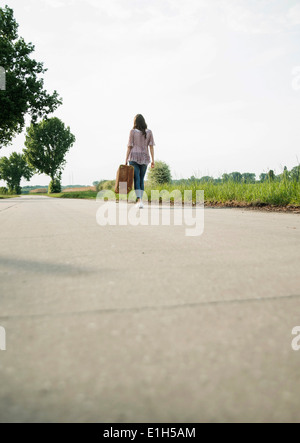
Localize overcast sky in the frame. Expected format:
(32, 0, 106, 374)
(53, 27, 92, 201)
(1, 0, 300, 186)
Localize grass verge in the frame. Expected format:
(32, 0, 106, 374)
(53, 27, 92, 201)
(45, 191, 98, 199)
(0, 194, 20, 199)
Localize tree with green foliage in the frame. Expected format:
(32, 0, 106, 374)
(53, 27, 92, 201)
(48, 178, 62, 194)
(259, 173, 267, 182)
(24, 117, 76, 193)
(199, 176, 214, 183)
(229, 172, 242, 183)
(0, 152, 34, 194)
(147, 160, 172, 186)
(241, 173, 256, 184)
(290, 165, 300, 182)
(0, 5, 62, 148)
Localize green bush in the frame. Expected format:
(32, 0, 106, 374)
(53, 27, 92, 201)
(0, 186, 8, 195)
(48, 179, 62, 194)
(9, 186, 21, 195)
(147, 160, 172, 186)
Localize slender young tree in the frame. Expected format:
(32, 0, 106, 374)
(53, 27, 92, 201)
(0, 152, 34, 194)
(24, 117, 76, 193)
(0, 6, 62, 148)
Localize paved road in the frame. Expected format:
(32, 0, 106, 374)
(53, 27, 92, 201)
(0, 195, 300, 423)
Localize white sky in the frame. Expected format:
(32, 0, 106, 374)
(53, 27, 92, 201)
(1, 0, 300, 186)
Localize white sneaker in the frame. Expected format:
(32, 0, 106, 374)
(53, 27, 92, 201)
(135, 201, 144, 209)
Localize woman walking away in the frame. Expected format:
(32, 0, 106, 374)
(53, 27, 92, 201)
(125, 114, 155, 209)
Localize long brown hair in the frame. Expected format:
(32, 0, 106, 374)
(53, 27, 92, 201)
(133, 114, 147, 139)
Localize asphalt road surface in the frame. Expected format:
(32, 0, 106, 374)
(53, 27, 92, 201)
(0, 195, 300, 423)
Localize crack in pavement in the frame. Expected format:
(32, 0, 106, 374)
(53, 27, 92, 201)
(0, 204, 19, 213)
(0, 293, 299, 321)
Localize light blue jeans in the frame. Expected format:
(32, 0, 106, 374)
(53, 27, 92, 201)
(129, 161, 148, 199)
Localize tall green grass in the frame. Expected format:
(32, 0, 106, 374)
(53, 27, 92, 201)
(144, 180, 300, 206)
(51, 191, 98, 199)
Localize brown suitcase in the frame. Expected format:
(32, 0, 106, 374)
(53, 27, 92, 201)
(115, 164, 134, 194)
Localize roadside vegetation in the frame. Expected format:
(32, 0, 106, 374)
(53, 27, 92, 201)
(18, 162, 298, 208)
(93, 162, 300, 207)
(144, 179, 300, 207)
(1, 160, 300, 208)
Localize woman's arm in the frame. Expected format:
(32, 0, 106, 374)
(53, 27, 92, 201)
(125, 146, 132, 165)
(126, 130, 134, 165)
(149, 145, 155, 168)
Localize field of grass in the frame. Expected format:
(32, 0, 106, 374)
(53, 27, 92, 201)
(28, 186, 96, 195)
(62, 186, 96, 193)
(47, 191, 98, 199)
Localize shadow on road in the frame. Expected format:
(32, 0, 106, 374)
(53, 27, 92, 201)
(0, 256, 95, 275)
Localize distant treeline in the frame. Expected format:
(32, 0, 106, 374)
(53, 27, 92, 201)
(173, 165, 300, 185)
